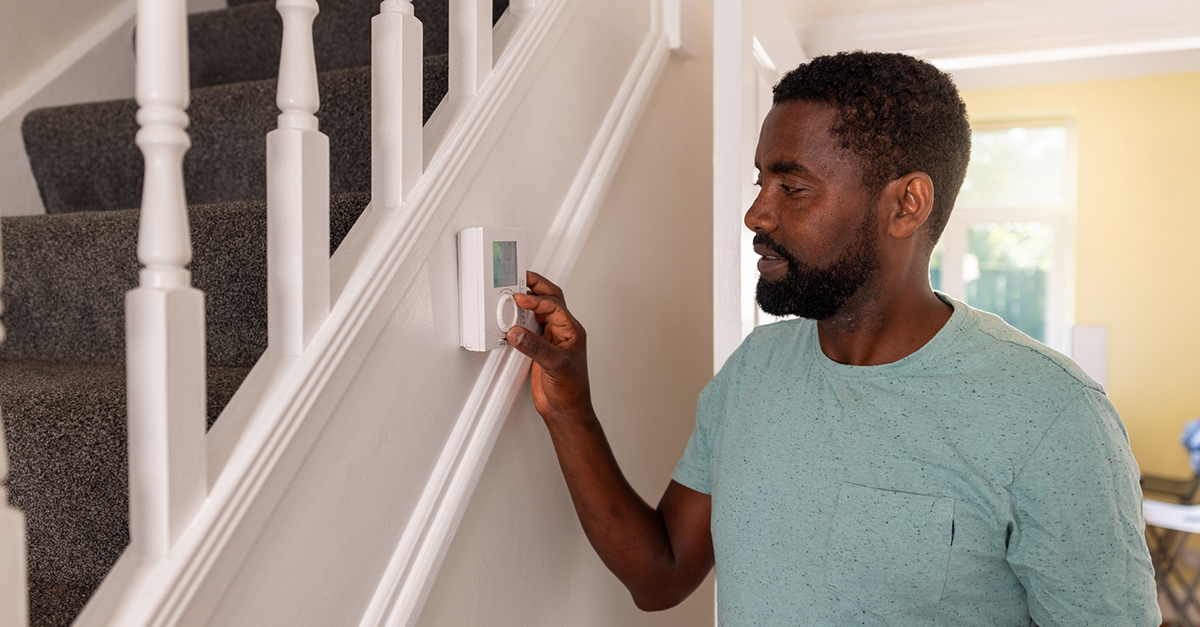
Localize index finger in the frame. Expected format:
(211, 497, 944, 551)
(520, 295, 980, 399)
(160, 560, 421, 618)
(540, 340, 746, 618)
(526, 271, 566, 305)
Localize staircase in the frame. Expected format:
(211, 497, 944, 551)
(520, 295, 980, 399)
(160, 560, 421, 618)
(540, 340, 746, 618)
(0, 1, 506, 624)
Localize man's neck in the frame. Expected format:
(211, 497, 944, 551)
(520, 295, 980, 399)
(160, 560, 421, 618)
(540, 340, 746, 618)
(815, 280, 953, 367)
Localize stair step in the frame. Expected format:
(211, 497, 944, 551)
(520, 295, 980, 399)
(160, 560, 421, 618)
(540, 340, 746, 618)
(27, 579, 92, 627)
(192, 0, 502, 89)
(23, 55, 445, 215)
(0, 191, 371, 367)
(0, 360, 250, 589)
(190, 0, 461, 89)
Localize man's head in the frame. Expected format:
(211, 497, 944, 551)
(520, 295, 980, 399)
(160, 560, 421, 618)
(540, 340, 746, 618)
(748, 52, 970, 320)
(772, 52, 971, 246)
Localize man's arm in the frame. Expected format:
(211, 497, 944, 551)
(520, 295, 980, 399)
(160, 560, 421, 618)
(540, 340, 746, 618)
(505, 271, 714, 610)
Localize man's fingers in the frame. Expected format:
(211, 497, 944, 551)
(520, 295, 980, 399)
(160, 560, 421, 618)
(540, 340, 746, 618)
(506, 326, 567, 371)
(526, 271, 566, 305)
(512, 293, 580, 337)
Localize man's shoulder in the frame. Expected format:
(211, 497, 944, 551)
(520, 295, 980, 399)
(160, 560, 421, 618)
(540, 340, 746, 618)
(952, 304, 1103, 396)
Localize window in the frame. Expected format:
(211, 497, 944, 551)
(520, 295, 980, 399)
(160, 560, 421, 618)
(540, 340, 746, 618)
(930, 120, 1075, 352)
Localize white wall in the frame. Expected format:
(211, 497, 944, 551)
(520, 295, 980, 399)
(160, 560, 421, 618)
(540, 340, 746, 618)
(0, 0, 224, 216)
(414, 1, 717, 624)
(0, 0, 127, 98)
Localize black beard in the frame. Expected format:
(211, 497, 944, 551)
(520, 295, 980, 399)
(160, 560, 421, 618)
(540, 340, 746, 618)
(754, 217, 880, 320)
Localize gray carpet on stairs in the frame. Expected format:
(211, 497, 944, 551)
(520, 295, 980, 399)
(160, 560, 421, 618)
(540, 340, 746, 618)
(23, 56, 447, 215)
(0, 360, 249, 587)
(27, 580, 93, 627)
(190, 0, 455, 89)
(1, 191, 371, 366)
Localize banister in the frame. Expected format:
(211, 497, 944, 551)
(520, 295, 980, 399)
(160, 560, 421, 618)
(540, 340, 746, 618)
(449, 0, 493, 99)
(127, 0, 208, 557)
(373, 0, 423, 208)
(269, 0, 331, 356)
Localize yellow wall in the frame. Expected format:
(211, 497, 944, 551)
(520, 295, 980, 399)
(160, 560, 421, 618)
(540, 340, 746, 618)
(962, 72, 1200, 479)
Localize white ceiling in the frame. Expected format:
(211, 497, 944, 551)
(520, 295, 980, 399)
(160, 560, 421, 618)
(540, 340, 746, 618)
(780, 0, 1200, 89)
(780, 0, 977, 22)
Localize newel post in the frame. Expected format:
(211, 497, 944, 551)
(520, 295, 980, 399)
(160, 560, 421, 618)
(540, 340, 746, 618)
(448, 0, 492, 99)
(127, 0, 208, 557)
(269, 0, 330, 356)
(1, 232, 29, 626)
(372, 0, 423, 208)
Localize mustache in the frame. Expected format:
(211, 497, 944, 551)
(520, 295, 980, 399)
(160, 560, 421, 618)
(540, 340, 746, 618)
(752, 232, 791, 261)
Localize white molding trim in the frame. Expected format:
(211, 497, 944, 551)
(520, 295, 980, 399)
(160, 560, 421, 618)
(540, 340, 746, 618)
(796, 0, 1200, 88)
(0, 0, 135, 124)
(358, 24, 672, 627)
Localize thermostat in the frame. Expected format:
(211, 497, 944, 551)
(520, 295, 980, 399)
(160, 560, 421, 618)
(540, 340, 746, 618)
(458, 227, 534, 351)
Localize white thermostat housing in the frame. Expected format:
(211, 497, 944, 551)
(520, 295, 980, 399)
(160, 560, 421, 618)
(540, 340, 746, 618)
(458, 227, 534, 351)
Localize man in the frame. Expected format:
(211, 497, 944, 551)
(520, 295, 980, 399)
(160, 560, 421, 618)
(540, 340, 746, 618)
(505, 52, 1159, 625)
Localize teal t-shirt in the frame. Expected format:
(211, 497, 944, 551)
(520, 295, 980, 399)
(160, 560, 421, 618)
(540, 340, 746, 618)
(673, 296, 1159, 626)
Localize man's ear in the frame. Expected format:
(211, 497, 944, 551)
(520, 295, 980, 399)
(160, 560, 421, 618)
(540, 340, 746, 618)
(884, 173, 935, 240)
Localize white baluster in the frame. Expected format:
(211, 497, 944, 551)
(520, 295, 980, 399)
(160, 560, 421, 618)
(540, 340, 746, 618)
(449, 0, 492, 99)
(373, 0, 423, 207)
(0, 421, 29, 627)
(269, 0, 330, 355)
(127, 0, 207, 557)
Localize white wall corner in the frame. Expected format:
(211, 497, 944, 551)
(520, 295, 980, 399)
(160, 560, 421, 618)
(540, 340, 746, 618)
(1071, 325, 1110, 389)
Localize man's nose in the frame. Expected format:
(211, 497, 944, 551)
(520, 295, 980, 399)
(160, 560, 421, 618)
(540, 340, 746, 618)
(744, 186, 778, 234)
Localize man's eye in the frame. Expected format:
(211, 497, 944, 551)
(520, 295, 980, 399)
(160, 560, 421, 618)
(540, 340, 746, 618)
(781, 184, 801, 194)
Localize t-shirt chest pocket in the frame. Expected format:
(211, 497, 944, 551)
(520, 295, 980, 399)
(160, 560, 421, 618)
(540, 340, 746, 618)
(826, 483, 955, 614)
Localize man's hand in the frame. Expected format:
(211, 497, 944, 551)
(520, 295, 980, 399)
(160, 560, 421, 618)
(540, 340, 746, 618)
(504, 271, 714, 611)
(506, 271, 592, 422)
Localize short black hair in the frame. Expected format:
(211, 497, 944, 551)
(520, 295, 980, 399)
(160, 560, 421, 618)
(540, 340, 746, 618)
(773, 51, 971, 245)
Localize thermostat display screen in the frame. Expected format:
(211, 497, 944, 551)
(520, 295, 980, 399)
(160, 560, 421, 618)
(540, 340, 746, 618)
(493, 241, 517, 287)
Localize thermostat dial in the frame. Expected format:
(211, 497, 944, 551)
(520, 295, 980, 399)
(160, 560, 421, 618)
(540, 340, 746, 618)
(496, 291, 520, 332)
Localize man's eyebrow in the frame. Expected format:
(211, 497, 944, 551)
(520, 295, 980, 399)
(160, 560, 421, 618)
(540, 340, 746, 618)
(767, 160, 810, 176)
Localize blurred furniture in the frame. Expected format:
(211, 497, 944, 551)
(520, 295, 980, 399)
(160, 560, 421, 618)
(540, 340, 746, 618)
(1144, 474, 1200, 626)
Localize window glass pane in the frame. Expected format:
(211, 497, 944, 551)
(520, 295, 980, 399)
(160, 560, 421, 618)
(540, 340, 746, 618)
(958, 126, 1068, 208)
(965, 223, 1052, 341)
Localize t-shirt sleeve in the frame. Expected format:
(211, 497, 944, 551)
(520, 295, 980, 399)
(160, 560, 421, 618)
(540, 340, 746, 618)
(671, 380, 717, 494)
(672, 337, 748, 495)
(1006, 387, 1160, 627)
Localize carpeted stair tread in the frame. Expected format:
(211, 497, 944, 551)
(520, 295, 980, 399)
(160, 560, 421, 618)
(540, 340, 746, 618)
(27, 579, 92, 627)
(0, 360, 250, 588)
(189, 0, 456, 89)
(23, 57, 445, 215)
(0, 191, 371, 366)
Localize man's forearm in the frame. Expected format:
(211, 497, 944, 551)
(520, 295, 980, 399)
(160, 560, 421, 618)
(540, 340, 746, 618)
(542, 406, 706, 610)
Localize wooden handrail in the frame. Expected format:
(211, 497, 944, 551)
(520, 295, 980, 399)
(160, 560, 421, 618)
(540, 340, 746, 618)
(127, 0, 207, 557)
